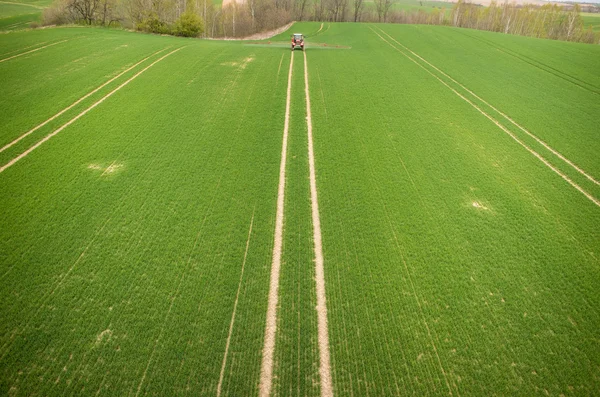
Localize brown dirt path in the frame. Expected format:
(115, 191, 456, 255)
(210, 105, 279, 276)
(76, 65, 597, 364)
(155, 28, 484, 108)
(214, 22, 294, 41)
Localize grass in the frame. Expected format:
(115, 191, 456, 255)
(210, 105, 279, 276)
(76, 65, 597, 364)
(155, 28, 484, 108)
(1, 0, 52, 6)
(364, 0, 454, 14)
(303, 21, 599, 395)
(0, 28, 286, 395)
(0, 0, 50, 31)
(0, 3, 39, 18)
(582, 12, 600, 31)
(0, 30, 177, 151)
(379, 25, 600, 195)
(0, 0, 48, 31)
(1, 20, 599, 396)
(0, 10, 40, 30)
(273, 51, 320, 397)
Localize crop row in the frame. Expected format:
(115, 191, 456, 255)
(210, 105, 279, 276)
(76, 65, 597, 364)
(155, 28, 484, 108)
(378, 24, 600, 180)
(1, 21, 599, 396)
(0, 31, 288, 395)
(303, 21, 600, 395)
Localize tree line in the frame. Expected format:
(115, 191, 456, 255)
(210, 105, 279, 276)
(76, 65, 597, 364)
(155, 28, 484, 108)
(42, 0, 599, 44)
(449, 0, 597, 43)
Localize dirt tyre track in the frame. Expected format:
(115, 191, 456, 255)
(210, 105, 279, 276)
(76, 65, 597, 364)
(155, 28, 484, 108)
(371, 26, 600, 208)
(303, 50, 333, 397)
(0, 47, 183, 174)
(259, 50, 294, 397)
(0, 40, 68, 63)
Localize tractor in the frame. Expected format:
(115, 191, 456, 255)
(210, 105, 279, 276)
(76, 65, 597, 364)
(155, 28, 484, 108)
(291, 33, 304, 51)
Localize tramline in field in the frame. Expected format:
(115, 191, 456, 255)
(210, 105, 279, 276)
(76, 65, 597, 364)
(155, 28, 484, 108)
(0, 21, 598, 396)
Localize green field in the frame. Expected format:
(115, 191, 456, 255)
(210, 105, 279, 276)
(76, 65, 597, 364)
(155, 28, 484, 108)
(0, 0, 50, 31)
(364, 0, 453, 14)
(582, 12, 600, 31)
(1, 21, 599, 396)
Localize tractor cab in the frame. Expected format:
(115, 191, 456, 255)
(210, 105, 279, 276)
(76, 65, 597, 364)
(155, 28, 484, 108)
(291, 33, 304, 51)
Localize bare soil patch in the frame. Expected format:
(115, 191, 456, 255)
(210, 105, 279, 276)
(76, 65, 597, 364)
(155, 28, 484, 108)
(472, 201, 489, 210)
(214, 21, 294, 41)
(95, 329, 112, 346)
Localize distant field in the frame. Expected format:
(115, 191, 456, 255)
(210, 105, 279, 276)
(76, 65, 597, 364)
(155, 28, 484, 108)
(360, 0, 454, 16)
(1, 21, 599, 396)
(0, 0, 49, 31)
(0, 3, 39, 18)
(0, 0, 51, 6)
(582, 12, 600, 31)
(386, 0, 453, 12)
(0, 12, 38, 30)
(220, 0, 452, 12)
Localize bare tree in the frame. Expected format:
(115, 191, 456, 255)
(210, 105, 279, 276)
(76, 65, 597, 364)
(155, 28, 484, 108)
(43, 0, 599, 44)
(565, 3, 582, 41)
(313, 0, 325, 21)
(374, 0, 394, 22)
(67, 0, 101, 24)
(327, 0, 347, 21)
(352, 0, 364, 22)
(295, 0, 309, 20)
(98, 0, 120, 25)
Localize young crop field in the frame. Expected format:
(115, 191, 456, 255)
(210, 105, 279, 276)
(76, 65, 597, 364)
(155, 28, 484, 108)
(1, 21, 599, 396)
(363, 0, 453, 14)
(0, 0, 49, 31)
(583, 12, 600, 32)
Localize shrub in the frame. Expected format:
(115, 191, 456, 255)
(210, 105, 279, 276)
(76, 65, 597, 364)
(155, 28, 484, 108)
(136, 14, 171, 35)
(173, 12, 203, 37)
(42, 0, 72, 25)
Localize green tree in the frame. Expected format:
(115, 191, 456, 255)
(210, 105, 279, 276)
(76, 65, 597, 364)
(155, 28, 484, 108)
(173, 11, 204, 36)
